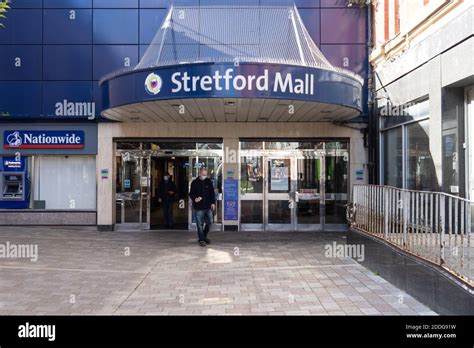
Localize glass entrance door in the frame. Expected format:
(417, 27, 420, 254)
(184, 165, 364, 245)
(264, 155, 324, 231)
(240, 155, 264, 230)
(240, 141, 347, 231)
(295, 155, 324, 231)
(115, 152, 150, 230)
(265, 157, 294, 230)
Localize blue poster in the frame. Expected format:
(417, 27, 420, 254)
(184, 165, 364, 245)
(224, 179, 238, 221)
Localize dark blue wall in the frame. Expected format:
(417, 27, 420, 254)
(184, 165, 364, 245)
(0, 0, 368, 119)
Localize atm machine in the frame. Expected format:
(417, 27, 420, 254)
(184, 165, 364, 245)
(0, 156, 29, 209)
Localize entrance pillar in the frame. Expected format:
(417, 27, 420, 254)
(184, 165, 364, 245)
(222, 138, 240, 230)
(97, 124, 115, 230)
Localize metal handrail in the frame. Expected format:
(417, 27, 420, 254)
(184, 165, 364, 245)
(350, 184, 473, 287)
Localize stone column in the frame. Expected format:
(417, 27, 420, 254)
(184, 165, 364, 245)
(222, 137, 240, 230)
(97, 123, 115, 230)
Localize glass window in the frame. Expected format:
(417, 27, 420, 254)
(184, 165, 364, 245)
(383, 127, 403, 188)
(265, 141, 299, 150)
(240, 141, 263, 150)
(325, 141, 348, 150)
(240, 156, 263, 194)
(381, 98, 429, 129)
(241, 200, 263, 223)
(35, 156, 96, 209)
(116, 142, 141, 150)
(197, 143, 223, 150)
(406, 120, 436, 191)
(151, 142, 196, 150)
(268, 158, 291, 193)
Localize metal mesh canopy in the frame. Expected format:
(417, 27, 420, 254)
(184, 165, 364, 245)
(129, 1, 362, 84)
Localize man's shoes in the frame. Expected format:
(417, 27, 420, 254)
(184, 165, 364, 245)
(203, 237, 211, 245)
(198, 240, 207, 247)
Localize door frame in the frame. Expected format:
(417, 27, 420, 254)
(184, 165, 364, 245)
(240, 150, 326, 231)
(294, 153, 325, 231)
(115, 151, 151, 231)
(264, 156, 294, 231)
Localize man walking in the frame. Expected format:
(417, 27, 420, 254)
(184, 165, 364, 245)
(157, 172, 177, 229)
(189, 168, 216, 247)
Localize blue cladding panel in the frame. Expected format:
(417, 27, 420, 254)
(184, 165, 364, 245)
(321, 0, 349, 7)
(43, 0, 92, 8)
(43, 9, 93, 44)
(140, 9, 167, 44)
(0, 46, 42, 81)
(93, 83, 103, 114)
(0, 82, 43, 117)
(8, 0, 43, 8)
(321, 8, 367, 44)
(139, 0, 170, 7)
(299, 9, 320, 45)
(94, 0, 139, 8)
(321, 44, 367, 78)
(43, 46, 93, 80)
(93, 45, 139, 80)
(0, 9, 42, 44)
(294, 0, 320, 5)
(93, 9, 139, 44)
(42, 81, 93, 116)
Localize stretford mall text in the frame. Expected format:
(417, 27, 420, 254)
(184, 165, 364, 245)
(170, 69, 315, 95)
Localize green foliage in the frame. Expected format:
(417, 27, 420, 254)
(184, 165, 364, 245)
(0, 0, 11, 28)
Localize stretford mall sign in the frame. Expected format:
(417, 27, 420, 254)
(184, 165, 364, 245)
(145, 68, 315, 96)
(101, 63, 363, 112)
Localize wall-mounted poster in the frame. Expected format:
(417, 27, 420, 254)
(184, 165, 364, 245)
(224, 179, 238, 220)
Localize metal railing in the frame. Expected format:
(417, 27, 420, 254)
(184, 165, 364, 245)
(350, 185, 473, 286)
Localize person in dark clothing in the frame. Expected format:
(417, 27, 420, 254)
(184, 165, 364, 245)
(157, 172, 177, 228)
(189, 168, 216, 247)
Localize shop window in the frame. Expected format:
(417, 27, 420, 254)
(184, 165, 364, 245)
(383, 127, 403, 188)
(406, 120, 436, 191)
(381, 99, 437, 191)
(34, 156, 96, 210)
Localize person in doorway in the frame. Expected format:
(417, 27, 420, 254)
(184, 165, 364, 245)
(157, 172, 177, 229)
(189, 168, 216, 247)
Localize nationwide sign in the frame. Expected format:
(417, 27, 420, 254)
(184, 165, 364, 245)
(3, 130, 85, 149)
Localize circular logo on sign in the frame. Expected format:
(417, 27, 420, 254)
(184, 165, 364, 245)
(6, 131, 22, 147)
(144, 73, 162, 95)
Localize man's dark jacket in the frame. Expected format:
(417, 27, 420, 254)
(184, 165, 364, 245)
(157, 178, 177, 204)
(189, 177, 216, 210)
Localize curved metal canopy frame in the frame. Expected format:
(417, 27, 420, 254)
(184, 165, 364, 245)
(100, 1, 364, 122)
